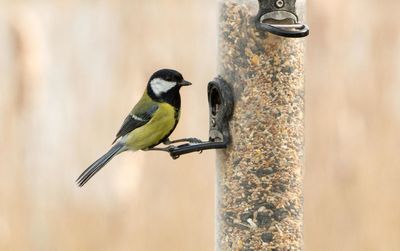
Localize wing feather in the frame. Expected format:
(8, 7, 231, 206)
(112, 104, 158, 143)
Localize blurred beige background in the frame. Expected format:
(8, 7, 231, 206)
(0, 0, 399, 250)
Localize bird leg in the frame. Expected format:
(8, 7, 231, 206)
(146, 138, 203, 153)
(163, 137, 203, 145)
(146, 145, 175, 152)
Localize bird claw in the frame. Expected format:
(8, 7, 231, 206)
(166, 145, 176, 151)
(186, 138, 203, 144)
(146, 145, 176, 152)
(163, 137, 203, 145)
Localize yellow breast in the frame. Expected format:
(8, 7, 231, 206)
(125, 103, 177, 150)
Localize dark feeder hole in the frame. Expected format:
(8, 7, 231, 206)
(209, 85, 222, 127)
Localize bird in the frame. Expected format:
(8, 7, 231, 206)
(76, 69, 192, 187)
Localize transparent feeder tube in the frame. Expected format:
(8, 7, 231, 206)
(216, 0, 305, 250)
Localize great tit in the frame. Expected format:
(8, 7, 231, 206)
(76, 69, 192, 187)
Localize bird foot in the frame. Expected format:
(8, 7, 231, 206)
(163, 137, 203, 145)
(146, 145, 176, 152)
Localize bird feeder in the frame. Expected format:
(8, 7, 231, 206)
(160, 0, 307, 249)
(216, 0, 307, 250)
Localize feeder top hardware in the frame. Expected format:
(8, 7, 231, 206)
(256, 0, 309, 38)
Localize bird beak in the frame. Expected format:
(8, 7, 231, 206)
(180, 80, 192, 86)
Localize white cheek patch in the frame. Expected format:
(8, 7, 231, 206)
(150, 78, 177, 96)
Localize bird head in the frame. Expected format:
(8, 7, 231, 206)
(147, 69, 191, 101)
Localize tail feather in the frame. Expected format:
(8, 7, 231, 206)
(76, 144, 125, 187)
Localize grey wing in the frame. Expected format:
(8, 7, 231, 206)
(112, 104, 158, 144)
